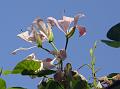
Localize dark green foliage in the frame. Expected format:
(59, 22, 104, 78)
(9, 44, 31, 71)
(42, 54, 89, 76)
(36, 70, 56, 77)
(45, 79, 64, 89)
(101, 40, 120, 48)
(38, 79, 64, 89)
(11, 59, 56, 77)
(71, 71, 90, 89)
(105, 80, 120, 89)
(101, 23, 120, 48)
(72, 79, 90, 89)
(107, 23, 120, 41)
(107, 73, 119, 78)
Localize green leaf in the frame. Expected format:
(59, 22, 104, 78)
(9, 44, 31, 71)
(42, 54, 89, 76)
(45, 79, 64, 89)
(0, 78, 6, 89)
(66, 27, 75, 38)
(72, 80, 89, 89)
(37, 82, 46, 89)
(72, 78, 90, 89)
(2, 70, 12, 75)
(38, 79, 64, 89)
(7, 87, 27, 89)
(36, 70, 56, 77)
(12, 59, 41, 75)
(101, 40, 120, 48)
(107, 23, 120, 41)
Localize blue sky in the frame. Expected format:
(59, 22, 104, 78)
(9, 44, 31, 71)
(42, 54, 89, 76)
(0, 0, 120, 89)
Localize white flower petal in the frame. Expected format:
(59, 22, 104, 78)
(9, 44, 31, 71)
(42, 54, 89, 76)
(33, 17, 47, 36)
(62, 16, 74, 23)
(58, 16, 74, 33)
(47, 17, 65, 34)
(11, 46, 36, 55)
(42, 58, 55, 69)
(96, 81, 103, 88)
(17, 31, 33, 43)
(74, 13, 85, 26)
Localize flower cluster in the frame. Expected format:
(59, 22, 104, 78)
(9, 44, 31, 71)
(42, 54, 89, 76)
(12, 13, 86, 71)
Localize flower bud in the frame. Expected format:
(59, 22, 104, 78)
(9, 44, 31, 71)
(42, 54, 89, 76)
(66, 27, 76, 38)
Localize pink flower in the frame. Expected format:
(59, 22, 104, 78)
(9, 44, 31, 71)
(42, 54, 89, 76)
(47, 13, 86, 36)
(50, 49, 67, 61)
(42, 58, 56, 69)
(58, 16, 74, 33)
(13, 17, 54, 55)
(17, 26, 48, 44)
(33, 17, 53, 41)
(17, 17, 54, 44)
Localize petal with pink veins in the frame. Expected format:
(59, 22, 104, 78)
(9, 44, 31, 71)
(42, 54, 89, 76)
(33, 17, 46, 31)
(74, 13, 85, 26)
(42, 58, 56, 69)
(62, 16, 74, 23)
(17, 31, 34, 43)
(58, 16, 74, 33)
(76, 25, 86, 36)
(47, 17, 65, 34)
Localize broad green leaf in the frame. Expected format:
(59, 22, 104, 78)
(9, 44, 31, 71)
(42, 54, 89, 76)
(0, 78, 6, 89)
(12, 59, 41, 75)
(36, 70, 56, 77)
(45, 79, 64, 89)
(38, 79, 64, 89)
(71, 71, 90, 89)
(101, 40, 120, 48)
(2, 70, 12, 75)
(7, 87, 27, 89)
(107, 23, 120, 41)
(72, 77, 90, 89)
(72, 79, 90, 89)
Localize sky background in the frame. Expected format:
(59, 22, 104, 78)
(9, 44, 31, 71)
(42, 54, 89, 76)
(0, 0, 120, 89)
